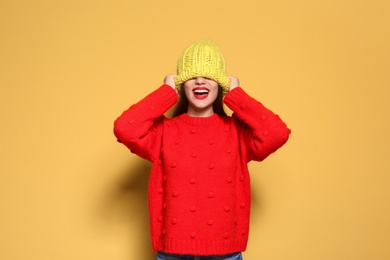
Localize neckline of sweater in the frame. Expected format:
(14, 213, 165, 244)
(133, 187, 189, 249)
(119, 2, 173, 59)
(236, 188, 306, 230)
(177, 113, 224, 126)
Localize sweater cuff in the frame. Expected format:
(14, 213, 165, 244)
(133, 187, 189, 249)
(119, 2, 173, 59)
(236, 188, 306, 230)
(146, 84, 178, 115)
(223, 87, 260, 114)
(223, 87, 280, 125)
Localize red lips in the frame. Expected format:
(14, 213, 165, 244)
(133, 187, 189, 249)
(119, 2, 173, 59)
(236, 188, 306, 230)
(193, 87, 209, 100)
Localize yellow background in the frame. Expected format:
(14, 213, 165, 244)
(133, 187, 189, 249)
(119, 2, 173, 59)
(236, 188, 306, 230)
(1, 0, 389, 259)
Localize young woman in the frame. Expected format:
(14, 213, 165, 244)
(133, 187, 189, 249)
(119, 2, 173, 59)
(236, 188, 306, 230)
(114, 40, 291, 260)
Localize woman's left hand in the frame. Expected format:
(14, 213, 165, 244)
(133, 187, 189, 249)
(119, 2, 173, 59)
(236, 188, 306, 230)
(229, 76, 240, 91)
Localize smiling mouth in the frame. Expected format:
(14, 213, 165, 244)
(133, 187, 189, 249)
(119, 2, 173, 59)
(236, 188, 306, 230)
(193, 87, 209, 99)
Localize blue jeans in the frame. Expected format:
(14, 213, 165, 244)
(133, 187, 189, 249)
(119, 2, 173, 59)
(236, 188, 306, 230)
(156, 252, 242, 260)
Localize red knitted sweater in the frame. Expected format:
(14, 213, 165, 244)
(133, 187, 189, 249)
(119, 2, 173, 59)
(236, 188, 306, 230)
(114, 84, 290, 255)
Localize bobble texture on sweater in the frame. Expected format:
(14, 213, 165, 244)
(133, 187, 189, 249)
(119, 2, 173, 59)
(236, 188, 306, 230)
(114, 84, 290, 255)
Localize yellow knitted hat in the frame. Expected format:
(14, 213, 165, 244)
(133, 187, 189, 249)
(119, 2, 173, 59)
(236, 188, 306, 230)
(174, 40, 230, 93)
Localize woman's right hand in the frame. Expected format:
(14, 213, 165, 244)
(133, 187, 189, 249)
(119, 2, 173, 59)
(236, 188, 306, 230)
(164, 74, 177, 93)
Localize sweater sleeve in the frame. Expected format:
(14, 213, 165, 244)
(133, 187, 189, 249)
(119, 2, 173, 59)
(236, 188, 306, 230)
(113, 84, 178, 161)
(223, 87, 291, 162)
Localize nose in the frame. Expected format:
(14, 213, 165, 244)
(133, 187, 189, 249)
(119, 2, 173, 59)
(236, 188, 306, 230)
(194, 77, 206, 85)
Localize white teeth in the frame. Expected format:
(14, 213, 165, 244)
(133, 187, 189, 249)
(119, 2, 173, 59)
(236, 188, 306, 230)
(194, 90, 209, 94)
